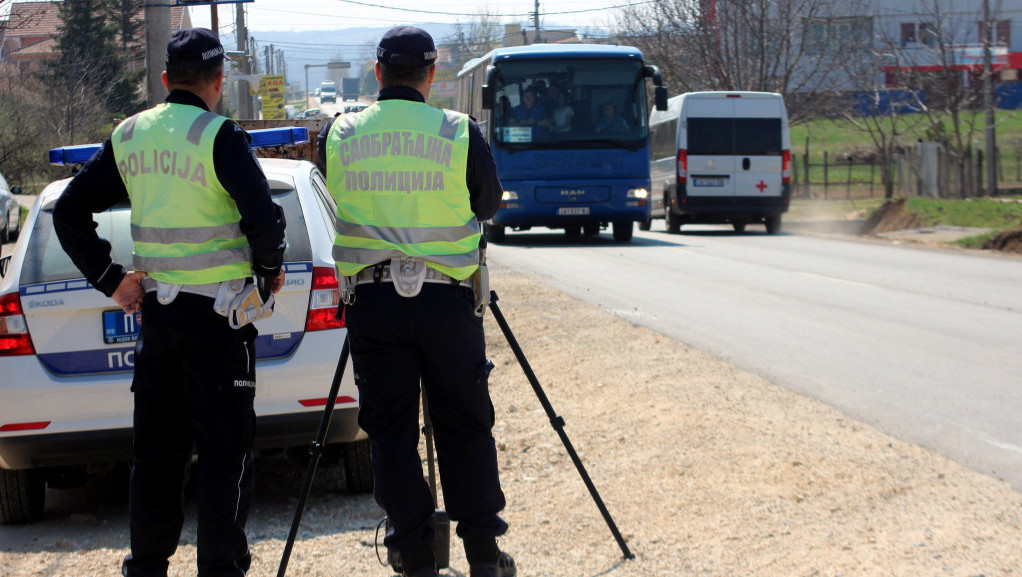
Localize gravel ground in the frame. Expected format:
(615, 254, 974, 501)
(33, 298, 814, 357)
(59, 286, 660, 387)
(2, 267, 1022, 577)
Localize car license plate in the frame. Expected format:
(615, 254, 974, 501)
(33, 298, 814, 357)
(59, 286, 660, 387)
(557, 206, 590, 215)
(103, 310, 142, 344)
(693, 177, 725, 187)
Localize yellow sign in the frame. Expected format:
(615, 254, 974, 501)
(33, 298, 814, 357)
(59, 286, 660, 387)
(260, 75, 285, 120)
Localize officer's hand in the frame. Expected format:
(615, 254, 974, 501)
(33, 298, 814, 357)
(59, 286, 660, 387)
(113, 271, 147, 314)
(270, 271, 285, 294)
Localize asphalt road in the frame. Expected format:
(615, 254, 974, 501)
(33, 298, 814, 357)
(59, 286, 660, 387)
(486, 222, 1022, 492)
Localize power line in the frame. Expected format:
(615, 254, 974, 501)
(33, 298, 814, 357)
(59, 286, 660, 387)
(328, 0, 656, 18)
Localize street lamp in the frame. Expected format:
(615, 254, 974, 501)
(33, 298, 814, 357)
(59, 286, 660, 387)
(305, 61, 350, 109)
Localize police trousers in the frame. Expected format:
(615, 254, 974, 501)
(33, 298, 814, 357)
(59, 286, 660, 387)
(123, 292, 258, 577)
(344, 282, 508, 556)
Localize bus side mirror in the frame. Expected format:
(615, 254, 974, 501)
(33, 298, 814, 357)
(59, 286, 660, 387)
(655, 86, 668, 111)
(481, 85, 493, 110)
(482, 65, 497, 110)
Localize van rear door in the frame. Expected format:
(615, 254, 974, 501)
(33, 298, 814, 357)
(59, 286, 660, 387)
(684, 97, 736, 198)
(732, 98, 784, 199)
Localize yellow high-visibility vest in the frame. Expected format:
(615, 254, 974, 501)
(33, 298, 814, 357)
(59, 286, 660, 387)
(325, 99, 479, 280)
(111, 103, 252, 285)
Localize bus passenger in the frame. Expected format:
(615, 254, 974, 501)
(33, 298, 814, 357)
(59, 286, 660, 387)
(594, 102, 629, 133)
(549, 91, 574, 133)
(512, 88, 547, 136)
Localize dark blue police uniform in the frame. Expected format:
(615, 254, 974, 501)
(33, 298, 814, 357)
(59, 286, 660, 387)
(317, 26, 513, 577)
(53, 29, 285, 577)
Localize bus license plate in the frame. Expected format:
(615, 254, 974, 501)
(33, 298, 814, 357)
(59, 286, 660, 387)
(103, 310, 142, 344)
(557, 206, 590, 215)
(693, 178, 725, 187)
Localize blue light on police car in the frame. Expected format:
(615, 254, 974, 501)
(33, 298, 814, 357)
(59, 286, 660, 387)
(49, 144, 103, 166)
(49, 127, 309, 165)
(248, 127, 310, 149)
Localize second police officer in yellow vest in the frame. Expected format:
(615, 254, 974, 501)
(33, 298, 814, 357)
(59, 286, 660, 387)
(53, 28, 286, 577)
(317, 26, 514, 577)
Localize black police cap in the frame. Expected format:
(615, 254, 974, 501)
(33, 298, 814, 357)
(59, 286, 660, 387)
(166, 28, 228, 71)
(376, 26, 437, 67)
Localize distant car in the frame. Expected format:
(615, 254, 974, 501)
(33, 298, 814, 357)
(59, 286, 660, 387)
(0, 169, 22, 244)
(0, 128, 371, 525)
(303, 108, 325, 119)
(284, 104, 301, 120)
(320, 81, 337, 104)
(344, 103, 368, 114)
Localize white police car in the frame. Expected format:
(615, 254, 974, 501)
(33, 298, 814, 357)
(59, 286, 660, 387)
(0, 128, 369, 524)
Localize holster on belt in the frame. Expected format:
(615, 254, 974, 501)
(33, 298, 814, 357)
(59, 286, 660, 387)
(472, 238, 490, 317)
(219, 278, 275, 329)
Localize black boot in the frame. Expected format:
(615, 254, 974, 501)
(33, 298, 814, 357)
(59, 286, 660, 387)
(468, 551, 516, 577)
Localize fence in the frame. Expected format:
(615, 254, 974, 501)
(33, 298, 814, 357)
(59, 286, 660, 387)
(791, 140, 1022, 200)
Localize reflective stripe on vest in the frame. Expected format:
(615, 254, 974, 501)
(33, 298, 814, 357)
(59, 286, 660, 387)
(325, 100, 479, 280)
(111, 104, 252, 285)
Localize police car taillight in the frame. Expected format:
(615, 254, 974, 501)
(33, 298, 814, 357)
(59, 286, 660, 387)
(306, 266, 344, 331)
(0, 292, 35, 356)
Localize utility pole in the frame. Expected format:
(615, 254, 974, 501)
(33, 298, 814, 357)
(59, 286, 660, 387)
(982, 0, 997, 196)
(211, 5, 224, 115)
(144, 4, 170, 107)
(533, 0, 541, 44)
(236, 4, 251, 119)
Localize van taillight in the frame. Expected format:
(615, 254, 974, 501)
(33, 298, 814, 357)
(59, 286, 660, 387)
(0, 292, 35, 356)
(306, 267, 344, 332)
(782, 149, 791, 184)
(677, 149, 687, 185)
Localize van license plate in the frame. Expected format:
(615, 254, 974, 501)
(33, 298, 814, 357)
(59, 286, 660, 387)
(557, 207, 590, 215)
(103, 310, 142, 344)
(693, 178, 725, 187)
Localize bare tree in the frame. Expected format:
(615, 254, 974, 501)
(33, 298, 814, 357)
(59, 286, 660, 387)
(444, 9, 505, 71)
(611, 0, 870, 121)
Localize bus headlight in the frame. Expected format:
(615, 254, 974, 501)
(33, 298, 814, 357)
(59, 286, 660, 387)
(502, 190, 518, 201)
(626, 188, 649, 199)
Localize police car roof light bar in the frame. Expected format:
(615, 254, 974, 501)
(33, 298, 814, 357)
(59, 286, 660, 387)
(249, 127, 310, 149)
(48, 127, 310, 166)
(49, 144, 103, 166)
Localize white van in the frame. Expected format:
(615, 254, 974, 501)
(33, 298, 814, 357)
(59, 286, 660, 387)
(646, 91, 790, 234)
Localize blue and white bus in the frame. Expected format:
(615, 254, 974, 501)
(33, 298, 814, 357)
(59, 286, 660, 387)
(455, 44, 667, 242)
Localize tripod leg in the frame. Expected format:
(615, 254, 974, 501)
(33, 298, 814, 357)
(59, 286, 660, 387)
(277, 336, 351, 577)
(487, 291, 634, 560)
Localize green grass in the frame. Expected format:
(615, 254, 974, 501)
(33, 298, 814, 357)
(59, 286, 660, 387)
(790, 109, 1022, 188)
(904, 196, 1022, 229)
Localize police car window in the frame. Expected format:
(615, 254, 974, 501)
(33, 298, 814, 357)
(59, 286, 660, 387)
(21, 206, 134, 285)
(21, 191, 310, 286)
(270, 186, 312, 263)
(309, 170, 337, 237)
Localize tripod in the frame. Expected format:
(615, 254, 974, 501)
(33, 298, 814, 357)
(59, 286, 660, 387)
(278, 290, 634, 577)
(487, 290, 634, 560)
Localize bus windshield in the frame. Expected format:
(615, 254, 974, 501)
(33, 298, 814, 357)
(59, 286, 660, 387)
(490, 58, 648, 150)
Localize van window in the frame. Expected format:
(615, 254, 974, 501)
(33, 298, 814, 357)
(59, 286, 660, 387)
(734, 119, 782, 155)
(686, 117, 782, 156)
(687, 118, 733, 155)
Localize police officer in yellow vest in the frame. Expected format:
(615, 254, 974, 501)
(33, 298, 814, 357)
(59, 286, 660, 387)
(53, 28, 285, 577)
(316, 26, 512, 577)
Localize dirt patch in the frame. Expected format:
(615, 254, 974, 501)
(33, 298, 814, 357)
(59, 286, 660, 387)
(984, 228, 1022, 253)
(863, 198, 925, 234)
